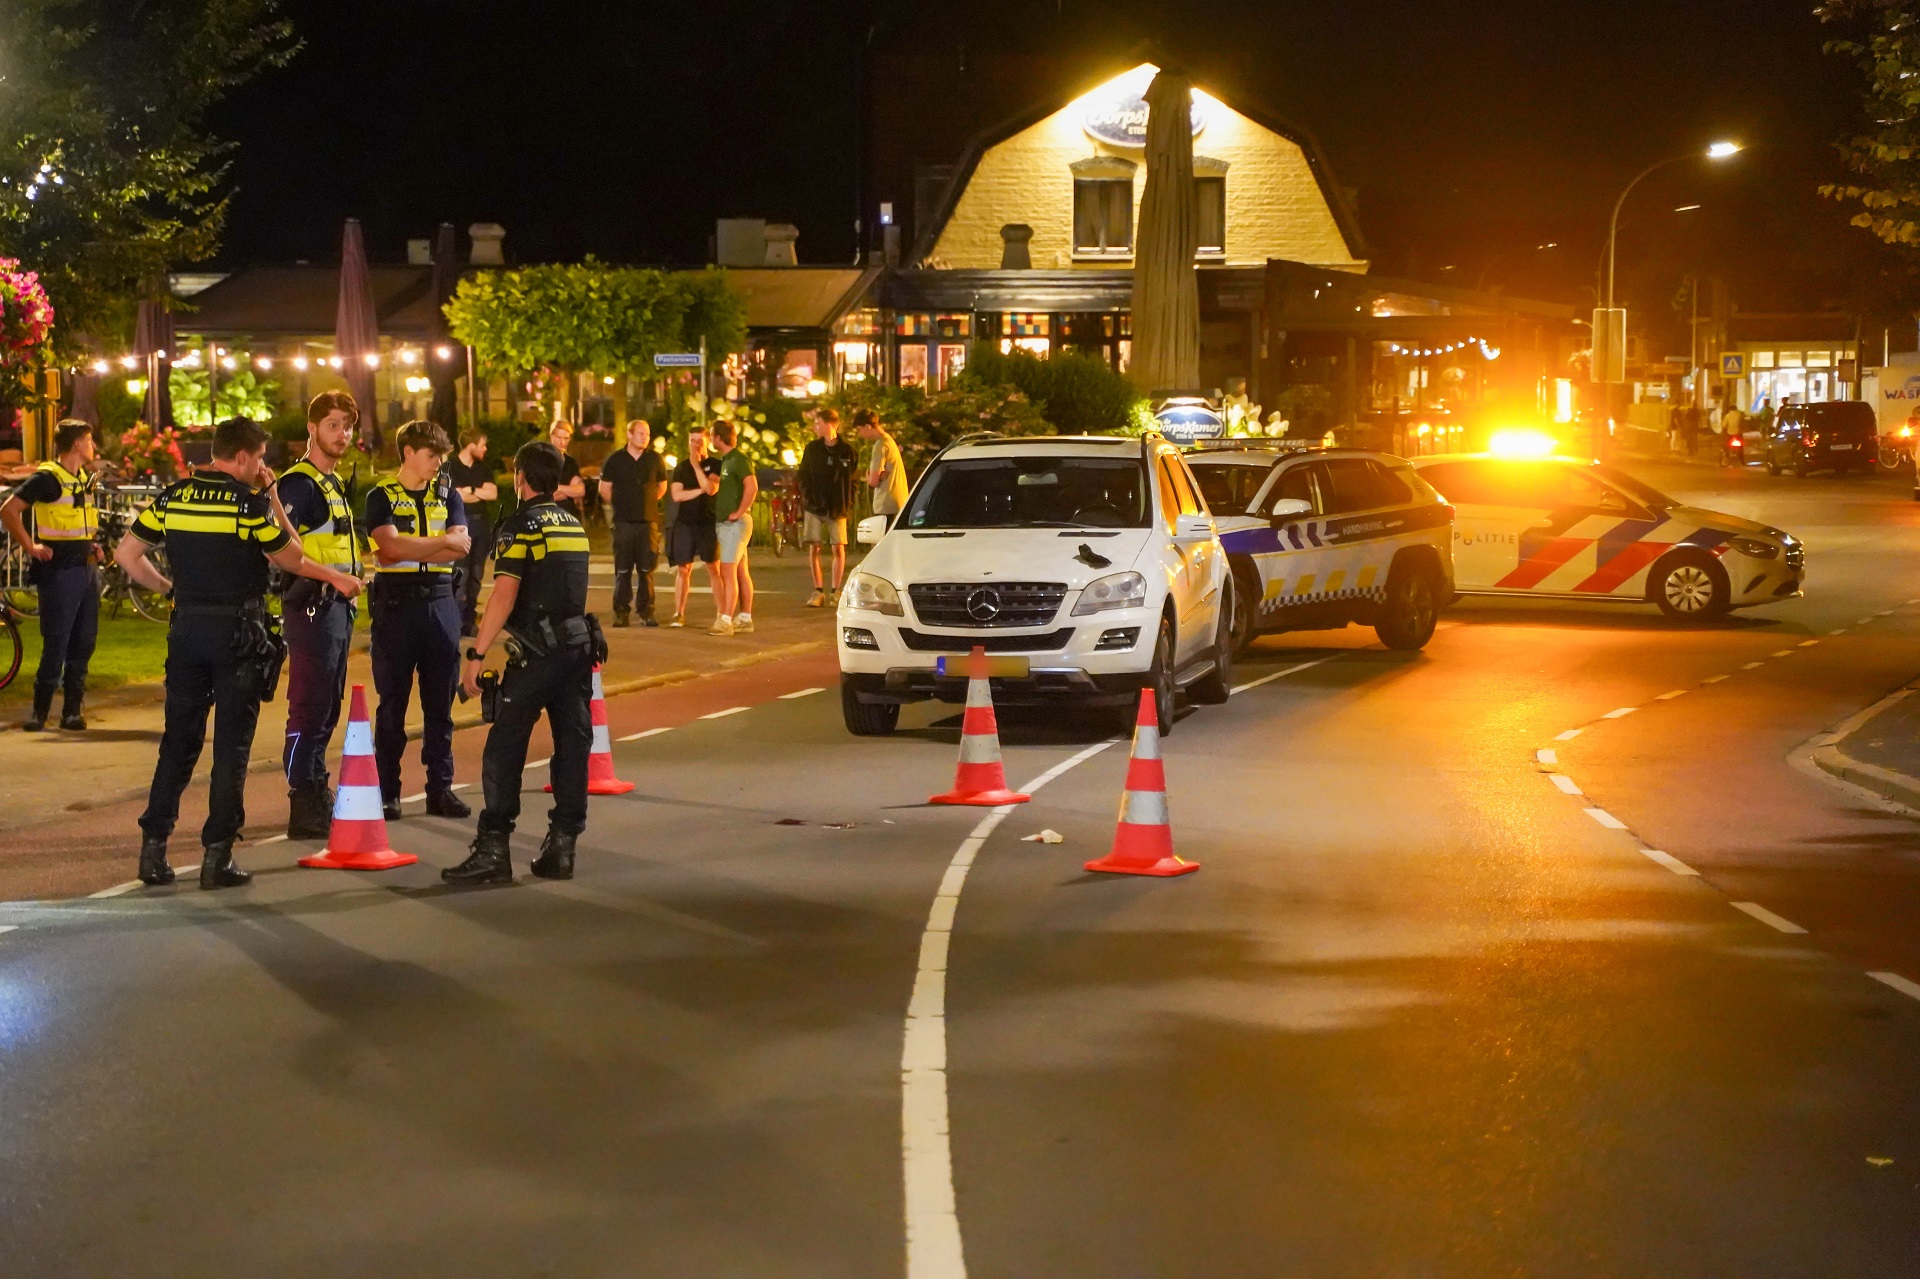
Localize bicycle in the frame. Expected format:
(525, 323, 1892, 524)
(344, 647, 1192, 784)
(95, 509, 171, 622)
(766, 474, 803, 557)
(1, 542, 36, 617)
(0, 591, 20, 692)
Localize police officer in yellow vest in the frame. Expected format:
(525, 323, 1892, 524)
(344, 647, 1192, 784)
(275, 391, 366, 837)
(365, 420, 471, 821)
(1, 419, 101, 731)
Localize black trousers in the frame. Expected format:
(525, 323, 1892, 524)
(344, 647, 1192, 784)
(31, 561, 98, 706)
(139, 610, 262, 848)
(282, 595, 354, 791)
(611, 520, 658, 617)
(479, 647, 594, 837)
(458, 515, 492, 634)
(370, 584, 461, 801)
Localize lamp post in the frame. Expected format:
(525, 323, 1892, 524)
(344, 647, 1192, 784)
(1606, 141, 1742, 313)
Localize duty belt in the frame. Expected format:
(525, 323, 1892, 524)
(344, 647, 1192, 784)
(174, 599, 265, 618)
(373, 575, 454, 600)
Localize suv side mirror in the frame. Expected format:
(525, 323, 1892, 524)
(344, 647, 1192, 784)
(1174, 512, 1214, 540)
(1267, 497, 1313, 523)
(856, 515, 889, 545)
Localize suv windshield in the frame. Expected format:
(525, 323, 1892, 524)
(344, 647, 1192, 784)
(902, 455, 1149, 529)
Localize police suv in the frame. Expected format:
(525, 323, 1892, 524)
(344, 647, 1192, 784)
(1184, 444, 1455, 653)
(837, 434, 1232, 736)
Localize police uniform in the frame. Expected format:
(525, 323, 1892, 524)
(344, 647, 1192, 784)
(11, 460, 99, 729)
(276, 457, 361, 835)
(365, 473, 468, 814)
(443, 495, 596, 885)
(132, 470, 289, 885)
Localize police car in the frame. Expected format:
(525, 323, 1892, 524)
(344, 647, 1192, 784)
(1184, 444, 1455, 653)
(1407, 451, 1804, 617)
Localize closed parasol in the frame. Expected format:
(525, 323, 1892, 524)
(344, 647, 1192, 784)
(427, 221, 460, 431)
(134, 299, 175, 427)
(1131, 67, 1201, 394)
(335, 218, 381, 450)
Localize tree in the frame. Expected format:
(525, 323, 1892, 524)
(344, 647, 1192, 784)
(1818, 0, 1920, 248)
(0, 1, 297, 352)
(956, 343, 1142, 434)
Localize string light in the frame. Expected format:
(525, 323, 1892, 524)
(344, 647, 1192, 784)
(435, 345, 454, 360)
(293, 356, 310, 371)
(255, 356, 273, 370)
(399, 348, 420, 365)
(363, 352, 380, 369)
(90, 359, 109, 375)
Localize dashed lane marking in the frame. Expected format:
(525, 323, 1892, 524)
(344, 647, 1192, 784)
(1230, 655, 1338, 696)
(1639, 848, 1699, 876)
(1702, 675, 1730, 684)
(1731, 901, 1808, 935)
(1858, 617, 1877, 625)
(1798, 640, 1820, 648)
(1656, 690, 1688, 700)
(252, 834, 289, 846)
(700, 706, 750, 720)
(1549, 774, 1582, 795)
(1771, 650, 1795, 658)
(1554, 728, 1583, 741)
(0, 924, 17, 935)
(1830, 628, 1848, 636)
(401, 792, 427, 804)
(1602, 707, 1637, 719)
(526, 757, 550, 770)
(1869, 971, 1920, 1002)
(1585, 808, 1628, 830)
(89, 881, 141, 899)
(1536, 749, 1557, 766)
(779, 687, 825, 700)
(617, 727, 673, 742)
(1742, 662, 1764, 670)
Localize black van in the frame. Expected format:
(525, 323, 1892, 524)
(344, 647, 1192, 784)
(1765, 401, 1878, 477)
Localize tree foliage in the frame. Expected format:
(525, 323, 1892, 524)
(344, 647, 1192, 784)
(443, 263, 748, 380)
(1816, 1, 1920, 247)
(956, 342, 1143, 434)
(0, 1, 297, 350)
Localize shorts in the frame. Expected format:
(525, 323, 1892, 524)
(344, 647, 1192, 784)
(803, 512, 847, 545)
(668, 521, 718, 567)
(716, 514, 754, 564)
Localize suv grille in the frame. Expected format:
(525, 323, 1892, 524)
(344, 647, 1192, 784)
(899, 627, 1076, 653)
(908, 582, 1067, 628)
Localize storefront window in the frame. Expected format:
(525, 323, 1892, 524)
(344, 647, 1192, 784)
(835, 341, 874, 382)
(1073, 178, 1133, 256)
(1777, 351, 1803, 368)
(777, 350, 821, 398)
(934, 314, 971, 340)
(1806, 350, 1832, 367)
(937, 345, 968, 387)
(1751, 350, 1775, 369)
(899, 345, 929, 387)
(1196, 177, 1226, 255)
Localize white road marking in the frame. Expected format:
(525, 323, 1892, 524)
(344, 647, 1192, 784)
(700, 706, 749, 720)
(1771, 650, 1795, 658)
(1639, 848, 1699, 876)
(1702, 675, 1730, 684)
(1830, 628, 1848, 636)
(1549, 774, 1583, 795)
(617, 727, 673, 742)
(252, 833, 289, 846)
(1741, 662, 1764, 670)
(1731, 901, 1808, 935)
(0, 924, 17, 936)
(1798, 640, 1819, 648)
(1602, 707, 1637, 719)
(1858, 616, 1877, 625)
(1869, 971, 1920, 1001)
(1655, 690, 1688, 700)
(89, 881, 141, 899)
(401, 792, 427, 804)
(779, 687, 825, 700)
(1230, 655, 1338, 696)
(526, 757, 550, 770)
(450, 783, 471, 792)
(1877, 609, 1895, 617)
(1585, 808, 1628, 830)
(1554, 728, 1582, 741)
(1536, 749, 1557, 766)
(902, 738, 1117, 1279)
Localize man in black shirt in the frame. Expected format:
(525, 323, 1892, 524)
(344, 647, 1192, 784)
(666, 427, 721, 628)
(797, 407, 858, 607)
(547, 420, 587, 517)
(0, 418, 101, 730)
(596, 419, 667, 627)
(116, 417, 363, 890)
(445, 428, 498, 636)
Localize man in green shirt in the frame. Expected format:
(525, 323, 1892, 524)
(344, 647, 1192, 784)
(708, 421, 758, 636)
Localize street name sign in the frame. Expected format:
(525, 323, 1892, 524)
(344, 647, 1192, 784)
(654, 353, 702, 368)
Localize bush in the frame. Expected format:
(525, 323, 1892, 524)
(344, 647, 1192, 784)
(954, 342, 1142, 435)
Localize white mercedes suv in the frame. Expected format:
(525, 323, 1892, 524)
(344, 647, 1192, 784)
(837, 434, 1233, 736)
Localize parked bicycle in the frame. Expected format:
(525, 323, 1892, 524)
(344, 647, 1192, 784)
(0, 542, 36, 617)
(0, 590, 21, 692)
(764, 471, 803, 557)
(95, 509, 171, 622)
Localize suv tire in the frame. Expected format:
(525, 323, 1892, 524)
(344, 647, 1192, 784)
(1189, 581, 1234, 705)
(1113, 617, 1178, 737)
(1375, 561, 1439, 651)
(841, 677, 899, 736)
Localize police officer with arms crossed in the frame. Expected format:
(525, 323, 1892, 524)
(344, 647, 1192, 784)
(446, 441, 599, 885)
(365, 420, 471, 823)
(117, 417, 363, 889)
(0, 419, 101, 731)
(276, 390, 364, 838)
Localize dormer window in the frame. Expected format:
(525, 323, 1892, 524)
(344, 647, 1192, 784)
(1071, 156, 1137, 258)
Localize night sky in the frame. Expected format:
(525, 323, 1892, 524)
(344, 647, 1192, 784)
(212, 0, 1902, 345)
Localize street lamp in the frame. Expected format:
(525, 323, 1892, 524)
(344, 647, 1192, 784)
(1606, 140, 1742, 311)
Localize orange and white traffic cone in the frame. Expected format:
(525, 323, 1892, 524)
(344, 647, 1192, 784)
(1084, 688, 1196, 877)
(546, 664, 634, 796)
(929, 646, 1030, 807)
(298, 685, 418, 871)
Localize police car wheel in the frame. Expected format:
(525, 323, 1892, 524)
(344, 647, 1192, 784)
(1653, 552, 1729, 619)
(841, 677, 899, 736)
(1376, 564, 1439, 651)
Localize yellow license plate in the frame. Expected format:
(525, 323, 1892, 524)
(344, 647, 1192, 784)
(935, 655, 1031, 679)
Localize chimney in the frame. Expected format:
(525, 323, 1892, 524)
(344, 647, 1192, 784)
(999, 224, 1033, 270)
(715, 218, 768, 266)
(406, 239, 432, 266)
(468, 223, 506, 266)
(764, 223, 799, 267)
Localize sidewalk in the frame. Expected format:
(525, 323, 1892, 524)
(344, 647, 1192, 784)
(1804, 678, 1920, 812)
(0, 553, 846, 836)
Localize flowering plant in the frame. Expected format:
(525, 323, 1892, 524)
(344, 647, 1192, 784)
(115, 422, 188, 483)
(0, 258, 55, 421)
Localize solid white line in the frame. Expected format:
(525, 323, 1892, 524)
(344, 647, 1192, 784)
(401, 792, 427, 804)
(700, 706, 750, 720)
(526, 757, 550, 770)
(450, 782, 471, 792)
(1869, 971, 1920, 1001)
(901, 739, 1116, 1279)
(779, 687, 825, 700)
(1798, 640, 1819, 648)
(1731, 901, 1808, 935)
(1554, 728, 1582, 741)
(1639, 848, 1699, 876)
(1585, 807, 1628, 830)
(1549, 774, 1582, 795)
(1230, 655, 1337, 696)
(1602, 707, 1637, 719)
(1655, 690, 1688, 700)
(617, 727, 673, 742)
(251, 833, 289, 847)
(0, 924, 17, 936)
(1702, 674, 1730, 684)
(1536, 748, 1557, 766)
(1741, 662, 1764, 670)
(89, 880, 142, 899)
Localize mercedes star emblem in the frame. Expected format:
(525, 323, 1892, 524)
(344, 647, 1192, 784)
(965, 587, 1003, 622)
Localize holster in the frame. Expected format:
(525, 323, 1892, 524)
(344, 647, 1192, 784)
(232, 603, 288, 703)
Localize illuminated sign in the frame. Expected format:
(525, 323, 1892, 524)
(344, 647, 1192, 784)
(1078, 65, 1211, 149)
(1720, 353, 1745, 377)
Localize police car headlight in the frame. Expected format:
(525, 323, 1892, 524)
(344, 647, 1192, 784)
(1729, 536, 1780, 560)
(842, 572, 903, 616)
(1073, 571, 1148, 615)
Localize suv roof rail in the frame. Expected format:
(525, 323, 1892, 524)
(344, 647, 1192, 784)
(1183, 437, 1325, 455)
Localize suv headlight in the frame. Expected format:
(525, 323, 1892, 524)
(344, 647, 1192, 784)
(841, 571, 903, 616)
(1073, 571, 1148, 615)
(1728, 536, 1780, 560)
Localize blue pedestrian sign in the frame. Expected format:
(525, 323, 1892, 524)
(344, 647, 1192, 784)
(654, 352, 702, 368)
(1721, 353, 1745, 377)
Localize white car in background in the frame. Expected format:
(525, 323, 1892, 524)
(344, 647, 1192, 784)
(836, 434, 1232, 735)
(1408, 453, 1804, 617)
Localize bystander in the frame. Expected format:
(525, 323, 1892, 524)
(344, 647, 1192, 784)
(667, 427, 721, 629)
(710, 421, 758, 636)
(446, 428, 498, 638)
(547, 419, 587, 517)
(857, 408, 908, 528)
(598, 420, 668, 627)
(798, 407, 856, 607)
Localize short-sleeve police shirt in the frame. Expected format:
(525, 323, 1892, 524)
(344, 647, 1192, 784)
(492, 497, 590, 629)
(364, 480, 467, 575)
(11, 469, 93, 568)
(276, 470, 332, 535)
(130, 469, 290, 605)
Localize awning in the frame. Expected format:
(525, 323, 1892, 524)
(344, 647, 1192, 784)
(728, 267, 879, 336)
(174, 264, 442, 339)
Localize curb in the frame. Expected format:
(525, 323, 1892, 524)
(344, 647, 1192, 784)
(1798, 682, 1920, 815)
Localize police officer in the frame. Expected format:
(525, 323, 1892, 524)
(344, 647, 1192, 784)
(446, 441, 599, 885)
(0, 419, 100, 731)
(365, 420, 471, 822)
(276, 390, 364, 838)
(116, 417, 363, 889)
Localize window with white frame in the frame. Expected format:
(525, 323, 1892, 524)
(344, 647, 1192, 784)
(1071, 156, 1137, 257)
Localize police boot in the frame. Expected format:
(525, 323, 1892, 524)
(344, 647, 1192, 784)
(137, 837, 175, 887)
(286, 785, 333, 840)
(198, 841, 252, 891)
(59, 690, 85, 731)
(442, 829, 514, 886)
(21, 691, 50, 732)
(530, 829, 576, 881)
(425, 789, 471, 819)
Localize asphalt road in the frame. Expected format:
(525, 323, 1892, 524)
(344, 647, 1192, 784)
(3, 457, 1920, 1276)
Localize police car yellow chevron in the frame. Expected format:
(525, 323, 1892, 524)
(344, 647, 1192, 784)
(1187, 446, 1455, 653)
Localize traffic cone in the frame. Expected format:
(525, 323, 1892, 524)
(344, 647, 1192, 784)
(546, 664, 634, 796)
(1084, 688, 1196, 877)
(298, 685, 418, 871)
(929, 646, 1030, 806)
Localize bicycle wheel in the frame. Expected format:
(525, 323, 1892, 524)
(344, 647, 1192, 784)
(0, 611, 20, 692)
(128, 548, 172, 622)
(2, 587, 35, 617)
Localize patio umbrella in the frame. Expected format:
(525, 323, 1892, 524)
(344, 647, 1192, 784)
(427, 221, 461, 432)
(335, 217, 381, 450)
(67, 365, 99, 426)
(133, 299, 175, 427)
(1132, 67, 1201, 394)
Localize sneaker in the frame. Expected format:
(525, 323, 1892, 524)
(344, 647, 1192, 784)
(641, 615, 660, 628)
(669, 613, 685, 628)
(707, 616, 735, 637)
(805, 589, 826, 608)
(613, 611, 630, 629)
(733, 612, 755, 634)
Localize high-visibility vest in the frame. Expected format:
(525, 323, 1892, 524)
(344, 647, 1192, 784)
(29, 460, 97, 543)
(279, 457, 360, 575)
(372, 475, 453, 574)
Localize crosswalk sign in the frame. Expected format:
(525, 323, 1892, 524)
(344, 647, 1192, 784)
(1721, 353, 1745, 377)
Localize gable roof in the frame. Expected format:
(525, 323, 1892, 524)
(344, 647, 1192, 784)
(173, 265, 444, 339)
